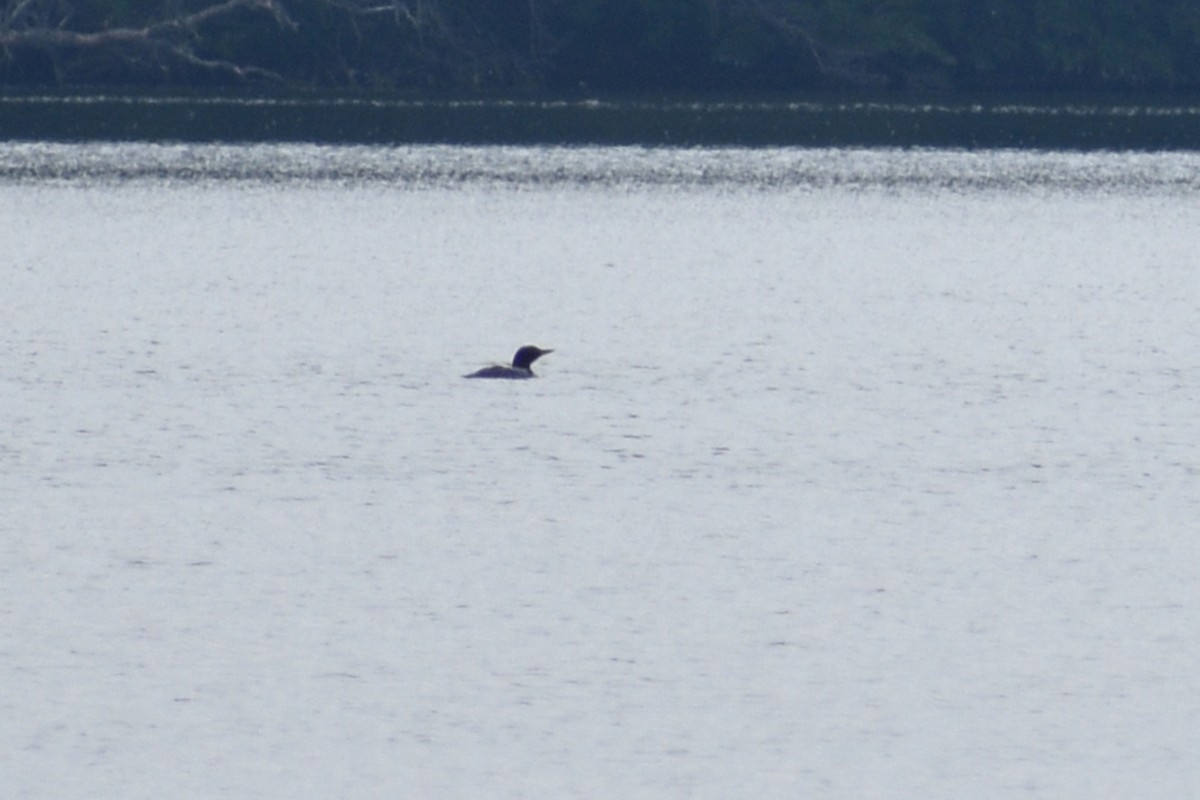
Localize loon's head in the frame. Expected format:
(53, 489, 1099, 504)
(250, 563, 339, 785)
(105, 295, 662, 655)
(512, 345, 553, 370)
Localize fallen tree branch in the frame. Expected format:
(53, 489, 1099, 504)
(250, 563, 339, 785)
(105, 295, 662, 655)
(732, 0, 896, 87)
(0, 0, 296, 80)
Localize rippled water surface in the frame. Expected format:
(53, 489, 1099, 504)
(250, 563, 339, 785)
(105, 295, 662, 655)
(4, 144, 1199, 798)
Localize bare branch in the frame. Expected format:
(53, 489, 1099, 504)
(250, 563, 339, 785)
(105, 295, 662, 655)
(3, 0, 40, 28)
(320, 0, 402, 14)
(165, 43, 287, 81)
(0, 0, 295, 49)
(0, 0, 295, 81)
(729, 0, 893, 86)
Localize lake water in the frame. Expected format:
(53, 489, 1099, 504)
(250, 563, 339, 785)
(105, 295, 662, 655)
(4, 95, 1200, 148)
(3, 144, 1199, 798)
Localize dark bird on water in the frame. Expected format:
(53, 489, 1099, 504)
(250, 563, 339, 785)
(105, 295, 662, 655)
(464, 345, 554, 379)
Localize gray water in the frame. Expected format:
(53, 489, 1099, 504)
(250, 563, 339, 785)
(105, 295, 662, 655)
(4, 95, 1200, 148)
(3, 144, 1199, 798)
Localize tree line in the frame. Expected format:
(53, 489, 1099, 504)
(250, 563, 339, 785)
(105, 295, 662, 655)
(2, 0, 1198, 94)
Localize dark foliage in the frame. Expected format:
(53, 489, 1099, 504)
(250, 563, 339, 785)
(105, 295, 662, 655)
(1, 0, 1198, 92)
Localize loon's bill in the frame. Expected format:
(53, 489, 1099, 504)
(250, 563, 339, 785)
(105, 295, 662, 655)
(464, 345, 554, 379)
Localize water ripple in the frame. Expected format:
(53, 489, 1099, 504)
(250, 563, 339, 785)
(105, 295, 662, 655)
(3, 142, 1200, 193)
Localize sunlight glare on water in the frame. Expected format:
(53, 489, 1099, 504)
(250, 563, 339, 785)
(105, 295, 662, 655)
(3, 144, 1200, 798)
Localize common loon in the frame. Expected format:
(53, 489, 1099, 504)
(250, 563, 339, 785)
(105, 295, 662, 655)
(464, 345, 554, 379)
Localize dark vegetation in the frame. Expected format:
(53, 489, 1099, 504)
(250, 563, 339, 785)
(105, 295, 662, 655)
(2, 0, 1199, 94)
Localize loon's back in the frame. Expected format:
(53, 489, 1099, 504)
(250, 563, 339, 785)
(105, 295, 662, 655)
(464, 364, 534, 379)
